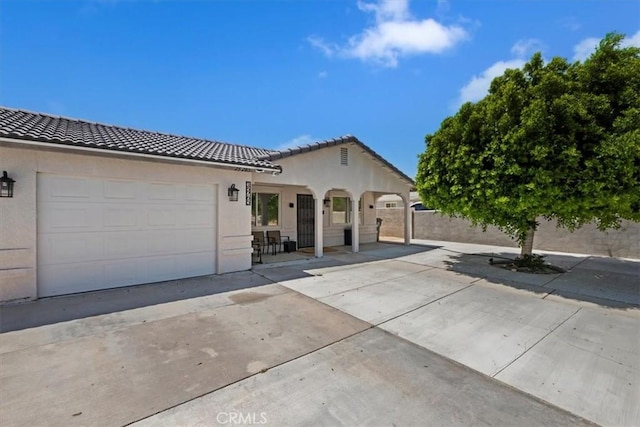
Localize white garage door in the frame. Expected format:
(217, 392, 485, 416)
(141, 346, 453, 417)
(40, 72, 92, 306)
(37, 174, 217, 297)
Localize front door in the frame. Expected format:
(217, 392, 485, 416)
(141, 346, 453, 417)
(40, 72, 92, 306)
(297, 194, 315, 248)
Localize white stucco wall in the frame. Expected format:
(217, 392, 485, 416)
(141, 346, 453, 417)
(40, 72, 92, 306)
(255, 143, 411, 198)
(0, 144, 252, 303)
(251, 143, 412, 247)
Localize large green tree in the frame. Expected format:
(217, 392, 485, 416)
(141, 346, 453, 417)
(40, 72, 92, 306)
(416, 34, 640, 256)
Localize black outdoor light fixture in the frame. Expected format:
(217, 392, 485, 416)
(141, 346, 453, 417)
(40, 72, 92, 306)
(0, 171, 15, 198)
(228, 184, 239, 202)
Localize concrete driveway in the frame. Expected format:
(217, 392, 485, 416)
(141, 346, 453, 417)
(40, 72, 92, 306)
(1, 240, 637, 426)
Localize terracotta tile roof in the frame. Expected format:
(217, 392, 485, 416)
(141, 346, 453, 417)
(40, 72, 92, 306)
(258, 135, 415, 185)
(0, 107, 280, 171)
(0, 107, 413, 186)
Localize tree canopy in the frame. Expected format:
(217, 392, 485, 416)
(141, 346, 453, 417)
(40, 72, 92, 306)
(416, 33, 640, 254)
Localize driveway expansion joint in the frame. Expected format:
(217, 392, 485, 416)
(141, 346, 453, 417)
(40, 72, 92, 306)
(492, 307, 583, 378)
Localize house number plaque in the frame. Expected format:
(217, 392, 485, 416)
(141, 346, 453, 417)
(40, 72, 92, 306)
(246, 181, 252, 205)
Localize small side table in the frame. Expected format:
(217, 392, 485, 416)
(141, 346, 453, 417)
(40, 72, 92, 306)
(283, 241, 297, 253)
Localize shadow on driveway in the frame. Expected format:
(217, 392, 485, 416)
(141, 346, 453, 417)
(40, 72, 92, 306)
(441, 250, 639, 310)
(0, 243, 440, 333)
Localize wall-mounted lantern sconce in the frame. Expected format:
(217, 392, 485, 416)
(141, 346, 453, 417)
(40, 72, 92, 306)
(227, 184, 239, 202)
(369, 204, 374, 209)
(323, 198, 331, 207)
(289, 202, 294, 208)
(0, 171, 15, 198)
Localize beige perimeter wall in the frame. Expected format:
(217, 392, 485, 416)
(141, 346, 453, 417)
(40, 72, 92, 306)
(378, 209, 640, 259)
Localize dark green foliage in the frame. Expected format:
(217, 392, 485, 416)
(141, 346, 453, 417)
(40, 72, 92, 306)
(416, 33, 640, 249)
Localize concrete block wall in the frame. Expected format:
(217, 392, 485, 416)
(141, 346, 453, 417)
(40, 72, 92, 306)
(377, 209, 640, 259)
(377, 209, 405, 239)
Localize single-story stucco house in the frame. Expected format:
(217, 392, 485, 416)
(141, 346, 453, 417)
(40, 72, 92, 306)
(0, 107, 414, 303)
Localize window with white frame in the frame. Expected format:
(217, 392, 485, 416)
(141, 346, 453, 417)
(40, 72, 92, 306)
(252, 192, 279, 226)
(332, 196, 351, 224)
(385, 202, 397, 208)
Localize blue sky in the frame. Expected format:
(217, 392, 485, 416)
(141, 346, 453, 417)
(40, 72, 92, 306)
(1, 0, 638, 178)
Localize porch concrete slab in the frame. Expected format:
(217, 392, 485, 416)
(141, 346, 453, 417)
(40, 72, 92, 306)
(379, 282, 580, 376)
(544, 268, 640, 306)
(135, 328, 590, 427)
(495, 308, 640, 427)
(319, 268, 476, 324)
(0, 285, 289, 355)
(0, 288, 370, 427)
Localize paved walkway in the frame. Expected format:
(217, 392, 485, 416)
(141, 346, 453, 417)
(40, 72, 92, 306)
(1, 240, 637, 426)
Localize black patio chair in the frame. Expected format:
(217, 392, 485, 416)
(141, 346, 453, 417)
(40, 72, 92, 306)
(266, 230, 290, 254)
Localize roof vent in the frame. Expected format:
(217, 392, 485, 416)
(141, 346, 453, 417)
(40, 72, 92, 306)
(340, 147, 348, 166)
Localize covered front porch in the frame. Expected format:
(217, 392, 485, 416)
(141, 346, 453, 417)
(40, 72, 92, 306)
(248, 136, 415, 261)
(250, 183, 412, 260)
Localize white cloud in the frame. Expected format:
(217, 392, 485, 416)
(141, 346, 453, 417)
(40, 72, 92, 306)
(457, 59, 525, 106)
(318, 71, 328, 79)
(274, 135, 320, 151)
(511, 38, 544, 58)
(309, 0, 468, 67)
(357, 0, 410, 22)
(307, 36, 336, 57)
(573, 30, 640, 62)
(623, 30, 640, 47)
(572, 37, 600, 62)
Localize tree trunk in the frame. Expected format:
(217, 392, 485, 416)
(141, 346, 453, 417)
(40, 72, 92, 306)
(520, 228, 535, 257)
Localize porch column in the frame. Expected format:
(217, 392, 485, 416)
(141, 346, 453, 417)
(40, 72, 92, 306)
(314, 196, 324, 257)
(351, 198, 359, 252)
(404, 195, 411, 245)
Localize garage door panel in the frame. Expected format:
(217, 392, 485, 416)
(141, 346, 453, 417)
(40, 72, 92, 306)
(103, 259, 141, 288)
(39, 262, 105, 296)
(145, 230, 179, 255)
(38, 203, 101, 232)
(41, 234, 105, 265)
(148, 183, 177, 201)
(182, 208, 213, 226)
(103, 206, 139, 228)
(147, 208, 177, 227)
(145, 255, 183, 282)
(184, 252, 217, 276)
(38, 176, 94, 201)
(38, 174, 217, 297)
(104, 231, 147, 258)
(104, 179, 139, 200)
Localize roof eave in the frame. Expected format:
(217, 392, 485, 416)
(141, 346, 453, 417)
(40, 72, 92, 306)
(0, 136, 283, 173)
